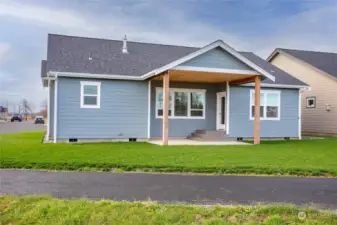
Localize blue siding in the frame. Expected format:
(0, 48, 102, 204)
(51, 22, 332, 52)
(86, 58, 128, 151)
(150, 81, 223, 137)
(48, 80, 54, 137)
(229, 86, 299, 138)
(177, 47, 252, 70)
(56, 77, 148, 139)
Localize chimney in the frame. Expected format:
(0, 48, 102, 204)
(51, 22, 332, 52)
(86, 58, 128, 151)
(122, 35, 128, 53)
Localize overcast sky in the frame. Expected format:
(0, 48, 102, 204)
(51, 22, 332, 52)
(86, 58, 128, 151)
(0, 0, 336, 112)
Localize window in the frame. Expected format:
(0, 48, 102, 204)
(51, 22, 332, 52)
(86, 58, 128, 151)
(306, 96, 316, 108)
(80, 81, 101, 108)
(250, 90, 280, 120)
(156, 88, 206, 119)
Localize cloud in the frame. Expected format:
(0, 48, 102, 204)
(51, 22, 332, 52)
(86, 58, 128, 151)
(0, 1, 88, 29)
(0, 0, 336, 111)
(0, 42, 10, 65)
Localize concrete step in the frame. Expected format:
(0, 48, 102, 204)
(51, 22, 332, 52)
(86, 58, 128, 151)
(188, 130, 236, 141)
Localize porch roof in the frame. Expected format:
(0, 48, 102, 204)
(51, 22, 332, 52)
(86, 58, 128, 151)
(151, 69, 258, 84)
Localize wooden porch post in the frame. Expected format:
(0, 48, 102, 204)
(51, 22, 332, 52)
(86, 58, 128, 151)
(162, 72, 170, 145)
(254, 76, 261, 144)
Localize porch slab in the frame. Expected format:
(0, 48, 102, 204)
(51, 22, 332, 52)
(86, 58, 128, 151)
(148, 139, 250, 146)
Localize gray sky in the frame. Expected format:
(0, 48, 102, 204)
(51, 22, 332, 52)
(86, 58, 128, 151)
(0, 0, 336, 112)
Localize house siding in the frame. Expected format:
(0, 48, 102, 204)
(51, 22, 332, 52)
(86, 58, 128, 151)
(150, 81, 224, 137)
(270, 53, 337, 135)
(56, 77, 148, 139)
(177, 47, 252, 70)
(48, 80, 55, 138)
(229, 86, 299, 138)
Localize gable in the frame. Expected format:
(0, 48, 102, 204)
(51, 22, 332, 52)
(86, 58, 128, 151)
(176, 47, 253, 71)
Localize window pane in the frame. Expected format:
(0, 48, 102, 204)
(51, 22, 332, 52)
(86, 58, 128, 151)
(251, 92, 265, 105)
(191, 92, 204, 109)
(267, 106, 278, 118)
(191, 110, 203, 117)
(267, 93, 279, 106)
(157, 92, 163, 109)
(84, 85, 97, 95)
(251, 106, 264, 118)
(157, 109, 171, 116)
(84, 96, 97, 105)
(174, 92, 188, 116)
(157, 91, 173, 116)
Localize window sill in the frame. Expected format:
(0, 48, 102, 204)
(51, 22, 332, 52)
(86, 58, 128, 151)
(156, 116, 205, 120)
(249, 117, 280, 121)
(80, 105, 100, 109)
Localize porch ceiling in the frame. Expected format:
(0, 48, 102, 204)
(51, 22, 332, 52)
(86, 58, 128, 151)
(151, 69, 257, 83)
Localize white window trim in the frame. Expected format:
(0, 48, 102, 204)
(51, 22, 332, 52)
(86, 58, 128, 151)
(80, 81, 101, 108)
(306, 96, 316, 108)
(249, 89, 281, 121)
(155, 87, 206, 119)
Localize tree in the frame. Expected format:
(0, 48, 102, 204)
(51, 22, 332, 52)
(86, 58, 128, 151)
(40, 99, 48, 117)
(20, 98, 32, 119)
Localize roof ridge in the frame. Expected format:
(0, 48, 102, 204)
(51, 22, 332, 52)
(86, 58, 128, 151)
(278, 48, 337, 55)
(48, 33, 200, 49)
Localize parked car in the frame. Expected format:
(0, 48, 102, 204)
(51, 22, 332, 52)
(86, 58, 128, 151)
(34, 116, 45, 124)
(11, 114, 22, 122)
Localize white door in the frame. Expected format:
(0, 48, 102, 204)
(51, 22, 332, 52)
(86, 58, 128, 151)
(216, 92, 226, 130)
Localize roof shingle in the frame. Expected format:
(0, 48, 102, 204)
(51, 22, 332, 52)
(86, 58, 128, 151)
(278, 48, 337, 79)
(45, 34, 306, 86)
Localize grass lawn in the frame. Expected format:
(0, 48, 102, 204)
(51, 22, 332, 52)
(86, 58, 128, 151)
(0, 131, 337, 176)
(1, 196, 336, 225)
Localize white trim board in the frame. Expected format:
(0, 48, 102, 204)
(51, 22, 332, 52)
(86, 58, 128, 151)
(147, 80, 151, 139)
(47, 40, 277, 82)
(298, 89, 302, 140)
(155, 87, 206, 119)
(80, 81, 101, 109)
(142, 40, 275, 81)
(226, 82, 230, 134)
(53, 78, 58, 143)
(173, 66, 259, 75)
(241, 83, 309, 89)
(249, 89, 281, 121)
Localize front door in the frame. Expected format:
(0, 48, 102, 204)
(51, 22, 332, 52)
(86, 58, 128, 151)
(216, 92, 226, 130)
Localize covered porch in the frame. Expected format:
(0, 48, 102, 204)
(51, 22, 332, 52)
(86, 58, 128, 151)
(151, 68, 263, 145)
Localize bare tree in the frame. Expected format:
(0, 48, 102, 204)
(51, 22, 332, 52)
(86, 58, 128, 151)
(41, 99, 48, 117)
(21, 98, 32, 119)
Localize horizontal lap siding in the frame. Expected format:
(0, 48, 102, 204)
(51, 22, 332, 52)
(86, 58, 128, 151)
(57, 77, 148, 139)
(150, 81, 222, 137)
(229, 86, 299, 137)
(271, 54, 337, 135)
(49, 80, 54, 137)
(178, 47, 252, 70)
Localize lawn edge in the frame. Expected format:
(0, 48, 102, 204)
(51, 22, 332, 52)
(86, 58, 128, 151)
(1, 166, 336, 178)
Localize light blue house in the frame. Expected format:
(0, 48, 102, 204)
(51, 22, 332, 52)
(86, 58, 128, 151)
(41, 34, 308, 144)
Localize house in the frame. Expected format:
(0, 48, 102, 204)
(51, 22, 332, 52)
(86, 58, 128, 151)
(41, 34, 308, 145)
(268, 49, 337, 136)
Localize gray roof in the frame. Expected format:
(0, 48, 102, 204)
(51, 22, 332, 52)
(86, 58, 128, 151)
(45, 34, 306, 86)
(41, 60, 47, 77)
(278, 48, 337, 78)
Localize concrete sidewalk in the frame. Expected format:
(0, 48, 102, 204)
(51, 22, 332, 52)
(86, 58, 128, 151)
(1, 170, 336, 207)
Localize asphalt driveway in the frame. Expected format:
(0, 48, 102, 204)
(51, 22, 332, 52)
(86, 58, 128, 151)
(1, 170, 336, 207)
(0, 120, 45, 133)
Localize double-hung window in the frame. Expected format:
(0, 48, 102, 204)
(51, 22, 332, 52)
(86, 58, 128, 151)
(80, 81, 101, 108)
(250, 90, 280, 120)
(156, 88, 206, 119)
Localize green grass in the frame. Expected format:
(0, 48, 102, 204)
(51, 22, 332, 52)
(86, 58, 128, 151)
(1, 195, 336, 225)
(1, 131, 337, 176)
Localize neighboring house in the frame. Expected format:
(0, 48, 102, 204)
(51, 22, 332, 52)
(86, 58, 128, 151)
(41, 34, 308, 144)
(268, 49, 337, 136)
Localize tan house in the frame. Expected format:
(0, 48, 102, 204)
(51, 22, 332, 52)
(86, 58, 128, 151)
(268, 49, 337, 136)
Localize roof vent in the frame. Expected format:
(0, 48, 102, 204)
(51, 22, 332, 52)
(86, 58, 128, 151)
(122, 35, 128, 53)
